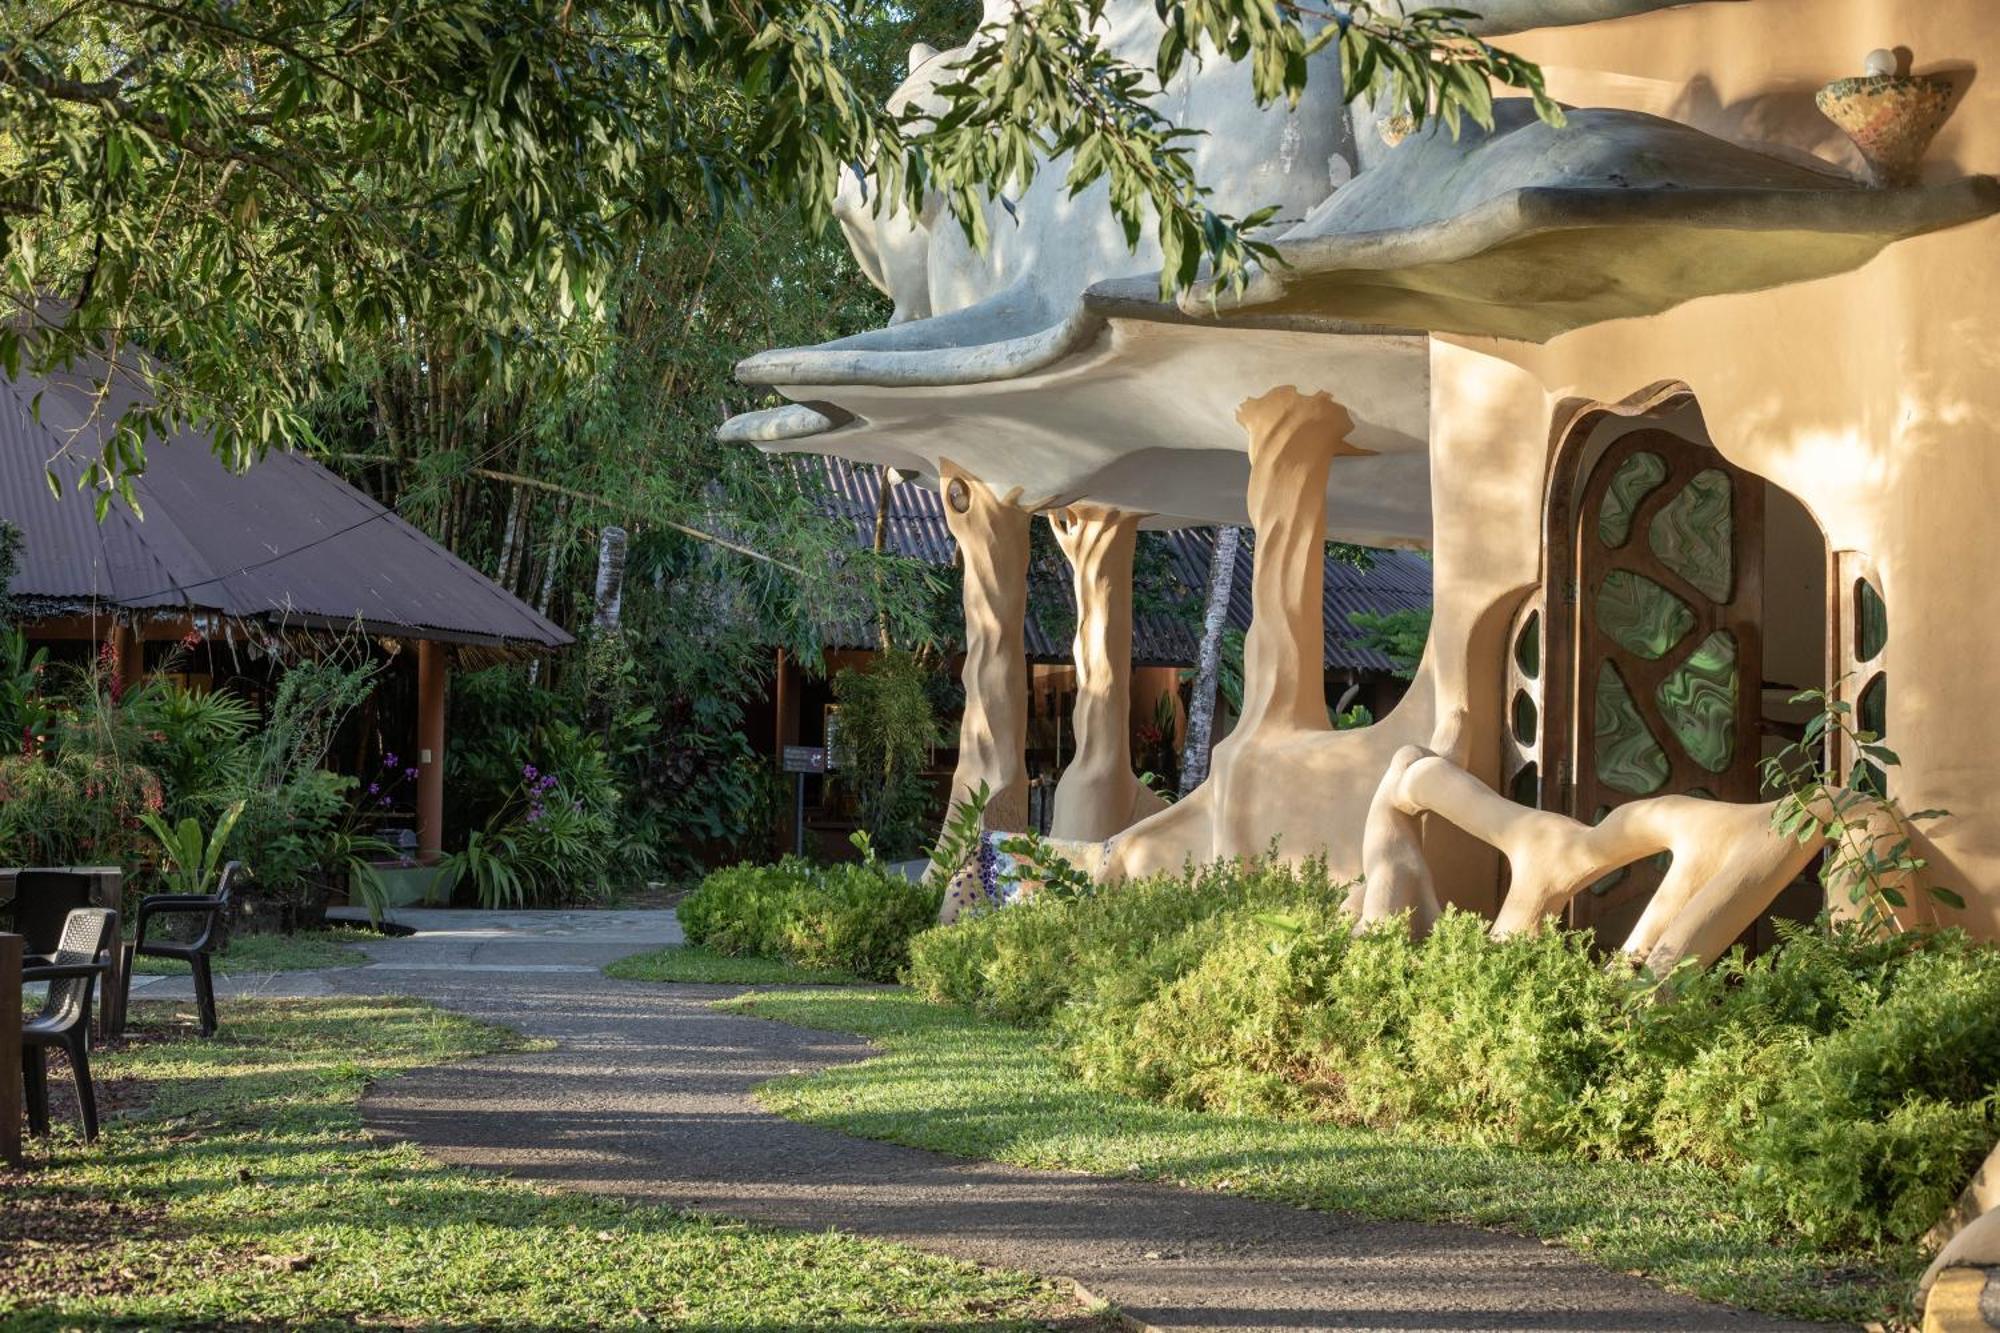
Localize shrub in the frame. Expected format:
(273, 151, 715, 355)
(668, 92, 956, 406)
(680, 857, 942, 982)
(907, 852, 2000, 1254)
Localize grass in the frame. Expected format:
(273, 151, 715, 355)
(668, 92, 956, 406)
(127, 928, 375, 976)
(2, 998, 1107, 1331)
(728, 987, 1919, 1329)
(606, 945, 864, 986)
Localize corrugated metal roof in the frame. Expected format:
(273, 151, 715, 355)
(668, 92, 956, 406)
(0, 357, 571, 652)
(796, 456, 1431, 673)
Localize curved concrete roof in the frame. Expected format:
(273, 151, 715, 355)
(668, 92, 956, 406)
(722, 2, 1997, 533)
(1182, 102, 2000, 341)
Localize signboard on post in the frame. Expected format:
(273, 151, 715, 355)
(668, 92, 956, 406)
(781, 747, 827, 857)
(782, 746, 827, 774)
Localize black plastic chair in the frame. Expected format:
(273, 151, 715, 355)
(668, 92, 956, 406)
(21, 907, 118, 1142)
(8, 870, 97, 966)
(119, 861, 241, 1039)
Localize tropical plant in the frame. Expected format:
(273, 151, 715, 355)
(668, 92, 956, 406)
(925, 782, 991, 888)
(1346, 607, 1430, 679)
(830, 650, 941, 859)
(0, 626, 51, 758)
(435, 829, 528, 912)
(125, 676, 256, 818)
(1760, 683, 1960, 933)
(139, 800, 246, 896)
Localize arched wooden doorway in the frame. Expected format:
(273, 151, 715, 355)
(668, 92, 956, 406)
(1537, 389, 1826, 949)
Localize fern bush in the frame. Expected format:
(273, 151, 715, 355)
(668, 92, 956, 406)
(905, 854, 2000, 1252)
(679, 857, 942, 982)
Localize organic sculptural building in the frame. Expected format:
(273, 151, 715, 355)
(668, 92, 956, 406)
(729, 4, 2000, 1293)
(726, 2, 2000, 965)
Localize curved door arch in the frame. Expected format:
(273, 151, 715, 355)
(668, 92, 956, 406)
(1549, 426, 1766, 945)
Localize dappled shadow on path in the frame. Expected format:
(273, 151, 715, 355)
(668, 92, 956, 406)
(354, 965, 1831, 1333)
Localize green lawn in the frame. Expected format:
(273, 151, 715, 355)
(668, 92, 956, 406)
(127, 928, 375, 976)
(728, 987, 1917, 1329)
(606, 944, 864, 986)
(1, 998, 1107, 1331)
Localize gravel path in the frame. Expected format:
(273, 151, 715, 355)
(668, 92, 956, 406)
(161, 909, 1837, 1332)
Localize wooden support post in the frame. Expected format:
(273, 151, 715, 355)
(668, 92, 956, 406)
(112, 621, 144, 692)
(773, 648, 793, 858)
(1, 932, 20, 1167)
(416, 640, 448, 864)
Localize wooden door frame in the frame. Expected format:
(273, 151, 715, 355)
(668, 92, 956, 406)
(1540, 383, 1696, 817)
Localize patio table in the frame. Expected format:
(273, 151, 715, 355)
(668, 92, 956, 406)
(0, 868, 127, 1040)
(2, 931, 20, 1165)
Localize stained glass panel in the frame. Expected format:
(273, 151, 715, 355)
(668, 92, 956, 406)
(1598, 451, 1667, 548)
(1515, 610, 1541, 679)
(1512, 689, 1538, 746)
(1598, 570, 1694, 660)
(1856, 578, 1888, 662)
(1649, 469, 1734, 601)
(1658, 630, 1738, 773)
(1595, 661, 1669, 795)
(1510, 762, 1539, 808)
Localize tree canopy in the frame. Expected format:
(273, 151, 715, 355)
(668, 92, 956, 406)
(3, 0, 1553, 492)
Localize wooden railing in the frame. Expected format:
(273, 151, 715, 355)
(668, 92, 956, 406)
(2, 931, 21, 1166)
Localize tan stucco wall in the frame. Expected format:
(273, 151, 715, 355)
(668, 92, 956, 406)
(1410, 0, 2000, 930)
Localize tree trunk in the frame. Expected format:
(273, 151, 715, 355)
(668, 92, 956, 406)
(1179, 524, 1242, 797)
(873, 465, 898, 651)
(591, 525, 629, 633)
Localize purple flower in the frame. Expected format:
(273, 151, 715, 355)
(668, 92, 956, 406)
(378, 795, 393, 808)
(527, 803, 545, 823)
(404, 767, 420, 782)
(366, 782, 381, 796)
(522, 763, 538, 781)
(383, 752, 399, 769)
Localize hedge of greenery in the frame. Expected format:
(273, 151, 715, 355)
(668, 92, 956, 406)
(907, 856, 2000, 1252)
(679, 857, 943, 982)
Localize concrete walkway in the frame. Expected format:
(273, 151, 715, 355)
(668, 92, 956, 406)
(143, 910, 1837, 1332)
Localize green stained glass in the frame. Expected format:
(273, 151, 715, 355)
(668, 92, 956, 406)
(1856, 579, 1888, 661)
(1513, 689, 1538, 746)
(1509, 762, 1539, 808)
(1658, 630, 1737, 773)
(1649, 469, 1734, 601)
(1515, 610, 1541, 679)
(1598, 570, 1694, 660)
(1598, 451, 1667, 548)
(1595, 661, 1669, 795)
(1859, 671, 1887, 738)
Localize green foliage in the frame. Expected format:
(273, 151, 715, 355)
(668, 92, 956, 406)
(830, 650, 942, 860)
(1761, 683, 1959, 930)
(924, 781, 990, 888)
(0, 520, 18, 628)
(5, 0, 1555, 496)
(1346, 607, 1430, 679)
(907, 857, 2000, 1253)
(124, 677, 256, 816)
(0, 626, 51, 757)
(680, 857, 943, 982)
(139, 799, 246, 896)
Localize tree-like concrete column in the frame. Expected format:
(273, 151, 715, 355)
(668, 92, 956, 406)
(938, 460, 1032, 835)
(1048, 503, 1167, 842)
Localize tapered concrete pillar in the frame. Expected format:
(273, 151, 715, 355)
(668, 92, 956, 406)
(939, 461, 1031, 833)
(1048, 503, 1166, 841)
(416, 640, 448, 864)
(1227, 388, 1369, 744)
